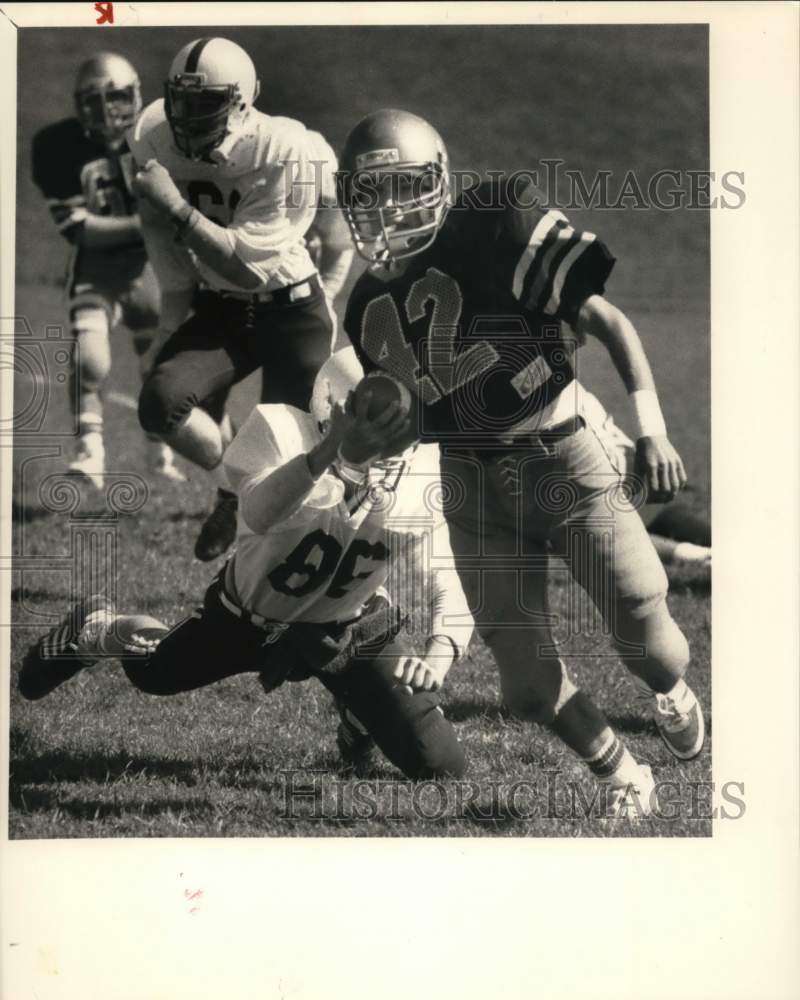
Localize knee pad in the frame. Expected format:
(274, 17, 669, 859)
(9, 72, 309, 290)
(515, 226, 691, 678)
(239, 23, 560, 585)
(138, 366, 196, 436)
(71, 308, 111, 387)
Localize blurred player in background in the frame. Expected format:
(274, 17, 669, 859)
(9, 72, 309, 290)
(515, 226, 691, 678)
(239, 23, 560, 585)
(19, 350, 471, 781)
(129, 37, 353, 562)
(31, 52, 183, 489)
(338, 109, 706, 816)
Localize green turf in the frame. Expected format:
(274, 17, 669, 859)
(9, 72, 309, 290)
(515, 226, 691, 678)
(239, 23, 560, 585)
(9, 24, 710, 838)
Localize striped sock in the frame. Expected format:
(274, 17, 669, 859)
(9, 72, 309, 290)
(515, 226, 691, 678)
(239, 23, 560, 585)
(78, 411, 103, 437)
(583, 730, 642, 788)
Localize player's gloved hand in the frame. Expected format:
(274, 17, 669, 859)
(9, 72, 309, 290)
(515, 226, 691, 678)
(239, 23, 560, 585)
(132, 159, 187, 217)
(392, 654, 449, 693)
(339, 390, 411, 467)
(634, 435, 687, 503)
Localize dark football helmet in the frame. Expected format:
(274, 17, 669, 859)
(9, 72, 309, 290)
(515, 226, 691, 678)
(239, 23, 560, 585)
(164, 37, 260, 161)
(337, 109, 450, 263)
(74, 52, 142, 147)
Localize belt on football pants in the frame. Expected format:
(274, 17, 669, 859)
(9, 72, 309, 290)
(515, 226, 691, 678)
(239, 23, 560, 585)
(217, 584, 291, 637)
(213, 276, 317, 307)
(216, 577, 359, 638)
(499, 414, 586, 447)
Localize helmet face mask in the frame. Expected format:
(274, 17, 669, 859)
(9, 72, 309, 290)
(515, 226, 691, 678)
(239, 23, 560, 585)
(74, 53, 142, 146)
(338, 109, 451, 264)
(164, 38, 259, 162)
(164, 78, 241, 160)
(344, 166, 448, 263)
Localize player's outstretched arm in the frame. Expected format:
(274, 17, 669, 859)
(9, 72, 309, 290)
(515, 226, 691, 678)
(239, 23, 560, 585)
(393, 536, 475, 693)
(234, 404, 351, 534)
(133, 159, 262, 290)
(575, 294, 688, 503)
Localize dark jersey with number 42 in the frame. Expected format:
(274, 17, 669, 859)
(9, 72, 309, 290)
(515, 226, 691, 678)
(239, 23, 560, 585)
(345, 178, 615, 442)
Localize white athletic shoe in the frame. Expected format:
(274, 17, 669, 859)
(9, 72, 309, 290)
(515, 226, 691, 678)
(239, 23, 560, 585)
(147, 440, 186, 483)
(607, 764, 655, 820)
(18, 595, 116, 700)
(67, 434, 105, 490)
(634, 677, 706, 760)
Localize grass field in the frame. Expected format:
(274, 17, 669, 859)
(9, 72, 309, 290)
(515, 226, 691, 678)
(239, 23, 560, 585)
(9, 24, 710, 838)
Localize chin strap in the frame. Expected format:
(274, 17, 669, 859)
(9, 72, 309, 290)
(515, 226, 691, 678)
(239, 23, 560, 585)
(335, 444, 371, 485)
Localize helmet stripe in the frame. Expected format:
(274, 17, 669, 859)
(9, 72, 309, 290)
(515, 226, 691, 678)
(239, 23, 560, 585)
(184, 36, 212, 73)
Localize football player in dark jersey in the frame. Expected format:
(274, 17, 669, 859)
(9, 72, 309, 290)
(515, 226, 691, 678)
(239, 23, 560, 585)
(31, 52, 183, 488)
(338, 109, 706, 816)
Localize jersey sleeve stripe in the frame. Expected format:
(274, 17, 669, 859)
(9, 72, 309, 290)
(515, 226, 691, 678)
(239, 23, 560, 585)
(523, 226, 579, 310)
(51, 205, 88, 231)
(543, 231, 597, 315)
(511, 209, 568, 299)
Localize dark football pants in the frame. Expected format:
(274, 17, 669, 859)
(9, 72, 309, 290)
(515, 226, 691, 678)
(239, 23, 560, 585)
(138, 280, 334, 434)
(120, 577, 465, 781)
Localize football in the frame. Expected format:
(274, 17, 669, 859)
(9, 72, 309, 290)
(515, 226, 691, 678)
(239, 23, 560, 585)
(353, 372, 413, 420)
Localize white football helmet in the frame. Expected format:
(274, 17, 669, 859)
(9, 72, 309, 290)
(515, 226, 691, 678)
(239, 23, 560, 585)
(310, 348, 364, 432)
(75, 52, 142, 147)
(165, 37, 260, 160)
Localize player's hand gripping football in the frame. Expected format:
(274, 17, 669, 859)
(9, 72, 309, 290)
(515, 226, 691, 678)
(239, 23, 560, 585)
(634, 435, 688, 503)
(338, 389, 411, 467)
(132, 159, 187, 217)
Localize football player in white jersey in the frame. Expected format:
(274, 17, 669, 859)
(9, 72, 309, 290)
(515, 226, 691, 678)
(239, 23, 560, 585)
(339, 109, 707, 816)
(18, 350, 472, 781)
(128, 37, 354, 562)
(32, 53, 183, 488)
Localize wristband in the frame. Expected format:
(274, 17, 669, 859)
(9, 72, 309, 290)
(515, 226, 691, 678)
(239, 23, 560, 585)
(630, 389, 666, 439)
(427, 633, 460, 667)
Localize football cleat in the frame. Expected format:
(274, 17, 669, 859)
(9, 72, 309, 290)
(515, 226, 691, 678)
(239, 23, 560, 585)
(147, 439, 186, 483)
(67, 435, 105, 491)
(165, 37, 260, 160)
(337, 109, 450, 263)
(607, 764, 655, 820)
(18, 594, 116, 701)
(75, 52, 142, 147)
(335, 700, 379, 776)
(194, 489, 238, 562)
(634, 677, 706, 760)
